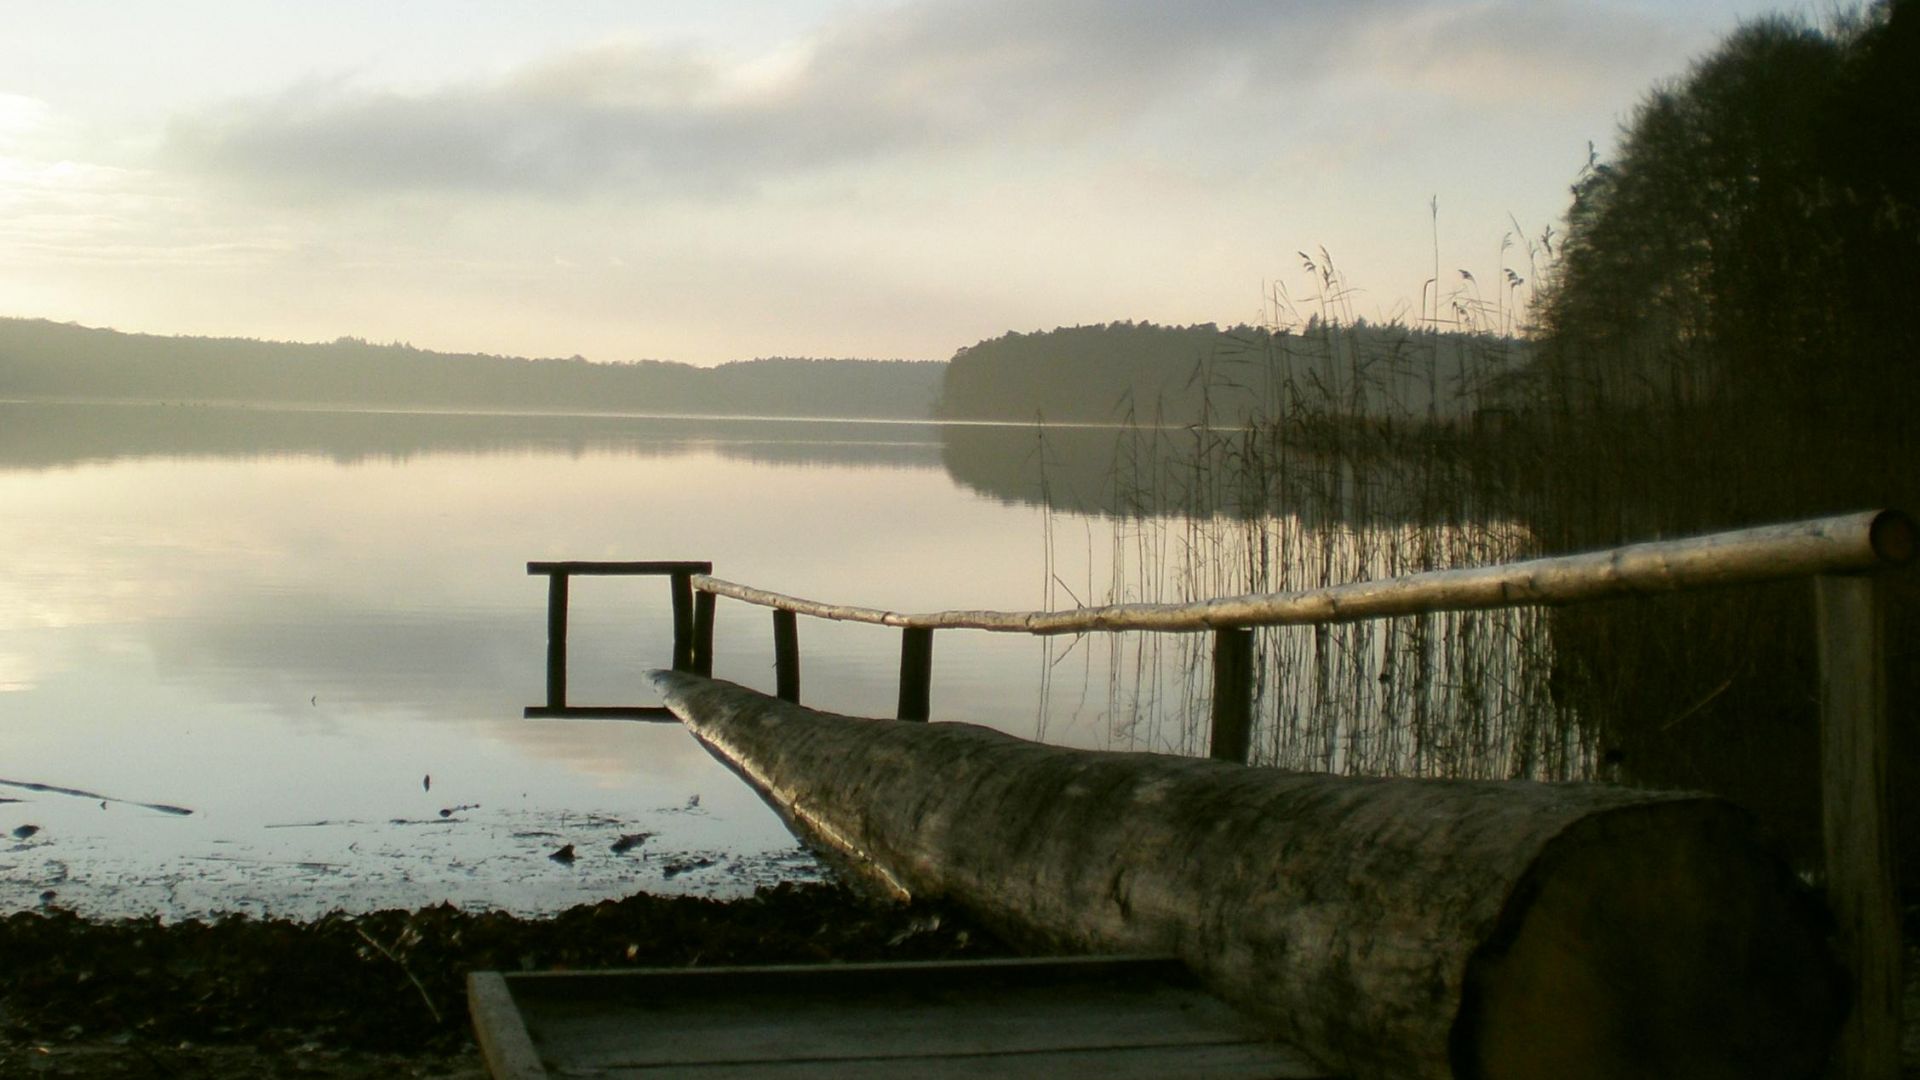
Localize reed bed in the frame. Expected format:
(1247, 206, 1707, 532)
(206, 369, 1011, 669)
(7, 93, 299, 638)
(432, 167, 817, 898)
(1042, 251, 1593, 782)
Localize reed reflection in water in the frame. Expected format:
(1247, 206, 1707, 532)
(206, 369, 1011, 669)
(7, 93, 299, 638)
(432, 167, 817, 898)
(1023, 413, 1591, 783)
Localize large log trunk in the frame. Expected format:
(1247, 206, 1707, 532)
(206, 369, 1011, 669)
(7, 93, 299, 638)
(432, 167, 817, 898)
(653, 671, 1844, 1080)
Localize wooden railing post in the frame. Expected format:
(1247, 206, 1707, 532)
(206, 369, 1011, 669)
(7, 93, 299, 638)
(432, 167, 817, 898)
(669, 571, 695, 672)
(773, 609, 800, 703)
(545, 572, 570, 709)
(898, 628, 934, 722)
(692, 590, 715, 678)
(1815, 573, 1899, 1079)
(1210, 628, 1254, 763)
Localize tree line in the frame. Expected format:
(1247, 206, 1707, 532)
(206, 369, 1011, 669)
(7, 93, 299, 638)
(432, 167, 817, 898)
(1512, 0, 1919, 888)
(0, 318, 945, 420)
(936, 320, 1527, 426)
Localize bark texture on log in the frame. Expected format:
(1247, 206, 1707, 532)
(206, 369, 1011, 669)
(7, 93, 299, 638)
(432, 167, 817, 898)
(654, 671, 1843, 1080)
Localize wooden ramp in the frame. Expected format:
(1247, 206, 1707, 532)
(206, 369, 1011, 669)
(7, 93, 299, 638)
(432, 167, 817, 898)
(468, 955, 1335, 1079)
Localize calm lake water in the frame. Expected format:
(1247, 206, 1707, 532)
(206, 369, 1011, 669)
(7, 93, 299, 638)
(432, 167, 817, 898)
(1, 400, 1580, 921)
(0, 401, 1141, 920)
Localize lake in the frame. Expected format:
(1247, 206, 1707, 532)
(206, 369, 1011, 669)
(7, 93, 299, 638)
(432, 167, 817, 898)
(0, 400, 1580, 922)
(0, 401, 1156, 921)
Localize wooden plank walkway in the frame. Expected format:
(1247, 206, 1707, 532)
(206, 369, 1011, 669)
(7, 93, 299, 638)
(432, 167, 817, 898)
(469, 955, 1335, 1079)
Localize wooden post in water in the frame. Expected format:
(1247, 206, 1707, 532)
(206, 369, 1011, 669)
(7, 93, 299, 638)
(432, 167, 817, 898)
(545, 572, 569, 709)
(898, 627, 934, 722)
(669, 571, 695, 673)
(1210, 628, 1254, 763)
(773, 609, 800, 703)
(692, 590, 716, 678)
(1816, 573, 1900, 1079)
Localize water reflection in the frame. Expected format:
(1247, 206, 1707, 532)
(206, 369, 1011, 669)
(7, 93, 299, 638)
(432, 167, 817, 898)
(0, 404, 1081, 919)
(0, 400, 1559, 922)
(0, 400, 948, 472)
(0, 400, 1429, 522)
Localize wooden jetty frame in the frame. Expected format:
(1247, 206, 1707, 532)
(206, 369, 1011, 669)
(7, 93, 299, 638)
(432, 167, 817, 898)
(523, 560, 711, 720)
(531, 509, 1913, 1078)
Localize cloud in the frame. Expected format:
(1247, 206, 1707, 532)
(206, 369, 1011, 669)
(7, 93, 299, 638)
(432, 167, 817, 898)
(0, 94, 54, 145)
(1358, 1, 1692, 108)
(154, 0, 1726, 209)
(0, 96, 229, 277)
(163, 0, 1407, 200)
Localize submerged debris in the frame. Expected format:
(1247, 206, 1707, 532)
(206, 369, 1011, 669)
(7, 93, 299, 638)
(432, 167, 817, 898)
(610, 832, 654, 854)
(662, 856, 718, 880)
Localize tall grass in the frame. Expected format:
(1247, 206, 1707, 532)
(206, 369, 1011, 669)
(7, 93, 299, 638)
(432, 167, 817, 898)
(1054, 248, 1594, 782)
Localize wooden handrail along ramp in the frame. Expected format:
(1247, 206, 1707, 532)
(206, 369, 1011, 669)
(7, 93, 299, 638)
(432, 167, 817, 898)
(507, 510, 1912, 1080)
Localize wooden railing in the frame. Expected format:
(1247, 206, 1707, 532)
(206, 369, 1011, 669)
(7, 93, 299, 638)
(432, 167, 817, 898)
(529, 509, 1913, 1076)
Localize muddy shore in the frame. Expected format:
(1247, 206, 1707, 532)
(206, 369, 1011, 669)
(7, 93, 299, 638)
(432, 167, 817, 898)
(0, 882, 1010, 1079)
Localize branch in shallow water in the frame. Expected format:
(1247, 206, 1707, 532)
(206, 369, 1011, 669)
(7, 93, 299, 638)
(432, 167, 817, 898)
(0, 777, 192, 816)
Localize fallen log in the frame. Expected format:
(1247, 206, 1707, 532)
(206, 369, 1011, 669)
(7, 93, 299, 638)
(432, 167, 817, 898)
(653, 671, 1844, 1080)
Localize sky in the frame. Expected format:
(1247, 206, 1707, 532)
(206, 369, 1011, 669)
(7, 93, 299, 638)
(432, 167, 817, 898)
(0, 0, 1805, 366)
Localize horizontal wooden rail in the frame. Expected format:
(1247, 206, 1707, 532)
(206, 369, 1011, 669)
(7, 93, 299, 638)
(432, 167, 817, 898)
(524, 705, 673, 721)
(529, 560, 713, 576)
(693, 510, 1913, 635)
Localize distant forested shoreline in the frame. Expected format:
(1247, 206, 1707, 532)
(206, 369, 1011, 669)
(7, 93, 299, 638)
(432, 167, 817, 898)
(0, 318, 945, 420)
(938, 321, 1527, 426)
(1, 315, 1531, 428)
